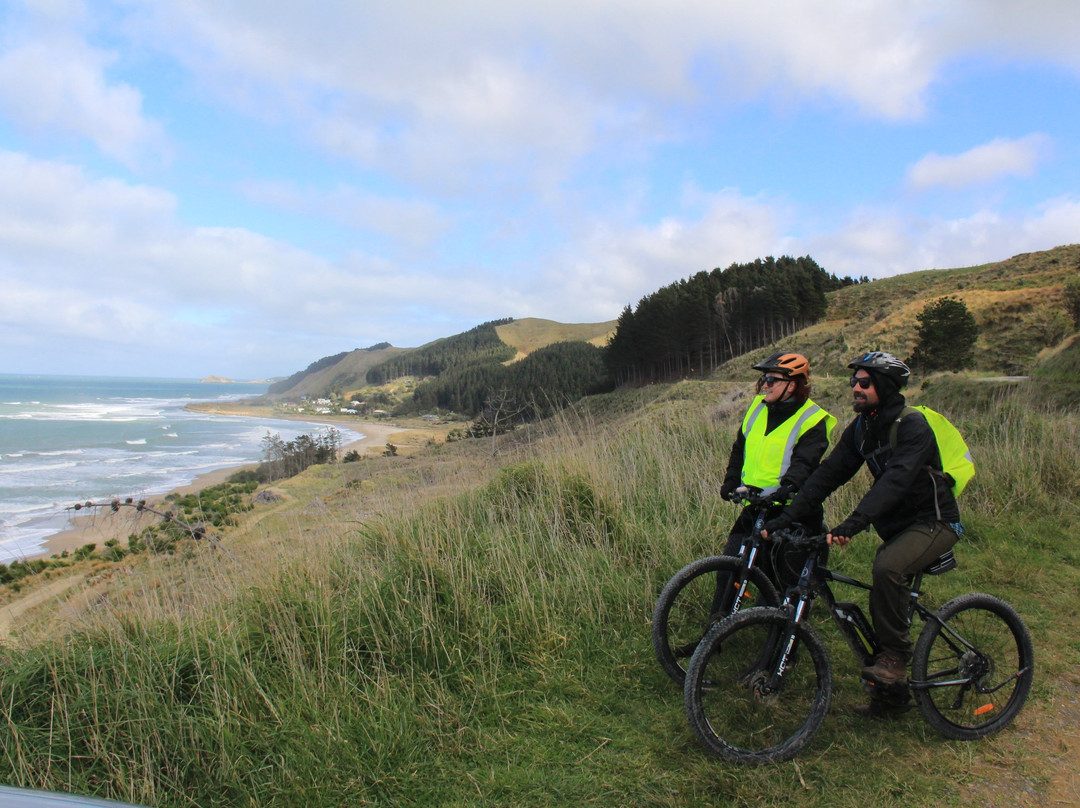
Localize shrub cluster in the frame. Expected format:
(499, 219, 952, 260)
(256, 429, 343, 481)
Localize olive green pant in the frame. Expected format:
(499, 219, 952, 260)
(870, 521, 960, 661)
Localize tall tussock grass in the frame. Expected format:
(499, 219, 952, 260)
(2, 378, 1079, 806)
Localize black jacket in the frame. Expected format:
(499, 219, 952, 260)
(785, 394, 960, 540)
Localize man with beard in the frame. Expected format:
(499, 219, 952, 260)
(762, 351, 963, 717)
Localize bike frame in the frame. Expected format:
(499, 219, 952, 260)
(682, 530, 1035, 762)
(771, 536, 960, 693)
(721, 499, 775, 615)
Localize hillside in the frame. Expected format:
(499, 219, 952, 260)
(813, 243, 1078, 376)
(258, 343, 411, 401)
(264, 245, 1075, 405)
(1, 245, 1079, 805)
(262, 317, 616, 410)
(495, 317, 616, 361)
(4, 357, 1078, 805)
(708, 243, 1079, 381)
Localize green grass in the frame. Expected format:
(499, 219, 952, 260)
(0, 375, 1078, 806)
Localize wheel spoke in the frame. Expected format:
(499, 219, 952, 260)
(684, 608, 831, 763)
(911, 594, 1033, 740)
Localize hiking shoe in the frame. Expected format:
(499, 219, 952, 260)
(853, 699, 912, 719)
(861, 652, 908, 686)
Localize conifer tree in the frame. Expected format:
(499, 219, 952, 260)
(602, 254, 842, 383)
(908, 296, 979, 371)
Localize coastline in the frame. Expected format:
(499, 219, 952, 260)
(33, 408, 413, 561)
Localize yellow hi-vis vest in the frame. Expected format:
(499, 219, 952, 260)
(740, 395, 836, 497)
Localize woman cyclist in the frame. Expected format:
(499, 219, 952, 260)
(718, 352, 836, 591)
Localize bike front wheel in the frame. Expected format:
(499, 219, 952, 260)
(652, 555, 780, 686)
(911, 593, 1034, 740)
(684, 607, 832, 764)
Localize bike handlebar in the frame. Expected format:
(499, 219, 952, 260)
(724, 486, 786, 508)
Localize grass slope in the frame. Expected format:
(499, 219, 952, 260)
(264, 318, 617, 404)
(1, 247, 1079, 807)
(814, 243, 1080, 375)
(262, 344, 412, 401)
(496, 317, 617, 361)
(1, 371, 1078, 807)
(263, 243, 1077, 404)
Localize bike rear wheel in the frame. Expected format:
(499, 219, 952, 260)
(911, 593, 1034, 740)
(652, 555, 780, 686)
(684, 607, 832, 764)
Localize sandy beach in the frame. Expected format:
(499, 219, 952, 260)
(34, 410, 412, 560)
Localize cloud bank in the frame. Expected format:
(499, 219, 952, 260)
(0, 0, 1077, 377)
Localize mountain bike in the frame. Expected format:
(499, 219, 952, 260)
(683, 529, 1034, 764)
(651, 488, 787, 686)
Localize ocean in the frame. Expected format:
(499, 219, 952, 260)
(0, 374, 363, 564)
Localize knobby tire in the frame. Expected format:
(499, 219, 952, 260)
(911, 592, 1034, 740)
(684, 606, 832, 764)
(652, 555, 780, 686)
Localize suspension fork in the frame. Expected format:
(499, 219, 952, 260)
(766, 556, 820, 681)
(721, 505, 770, 615)
(726, 542, 760, 613)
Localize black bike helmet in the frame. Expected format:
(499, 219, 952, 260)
(847, 351, 910, 390)
(752, 351, 810, 381)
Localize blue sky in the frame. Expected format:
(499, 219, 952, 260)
(0, 0, 1078, 380)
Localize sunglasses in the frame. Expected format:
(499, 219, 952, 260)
(849, 376, 873, 390)
(760, 375, 790, 388)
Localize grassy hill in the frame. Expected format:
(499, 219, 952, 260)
(764, 243, 1079, 378)
(255, 243, 1077, 406)
(261, 317, 616, 405)
(496, 317, 616, 361)
(5, 371, 1077, 806)
(260, 343, 411, 401)
(1, 246, 1079, 806)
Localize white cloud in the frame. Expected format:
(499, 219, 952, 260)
(10, 0, 1075, 194)
(1, 143, 1075, 378)
(546, 187, 1080, 305)
(0, 151, 176, 266)
(535, 189, 790, 321)
(945, 0, 1080, 72)
(239, 180, 452, 249)
(100, 1, 976, 187)
(906, 135, 1052, 191)
(0, 150, 537, 375)
(9, 0, 1080, 187)
(2, 2, 1080, 378)
(806, 195, 1080, 281)
(0, 4, 167, 168)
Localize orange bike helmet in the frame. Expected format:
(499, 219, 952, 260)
(752, 352, 810, 381)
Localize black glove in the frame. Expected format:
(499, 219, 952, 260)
(720, 481, 738, 502)
(830, 518, 862, 539)
(772, 484, 793, 504)
(763, 513, 794, 535)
